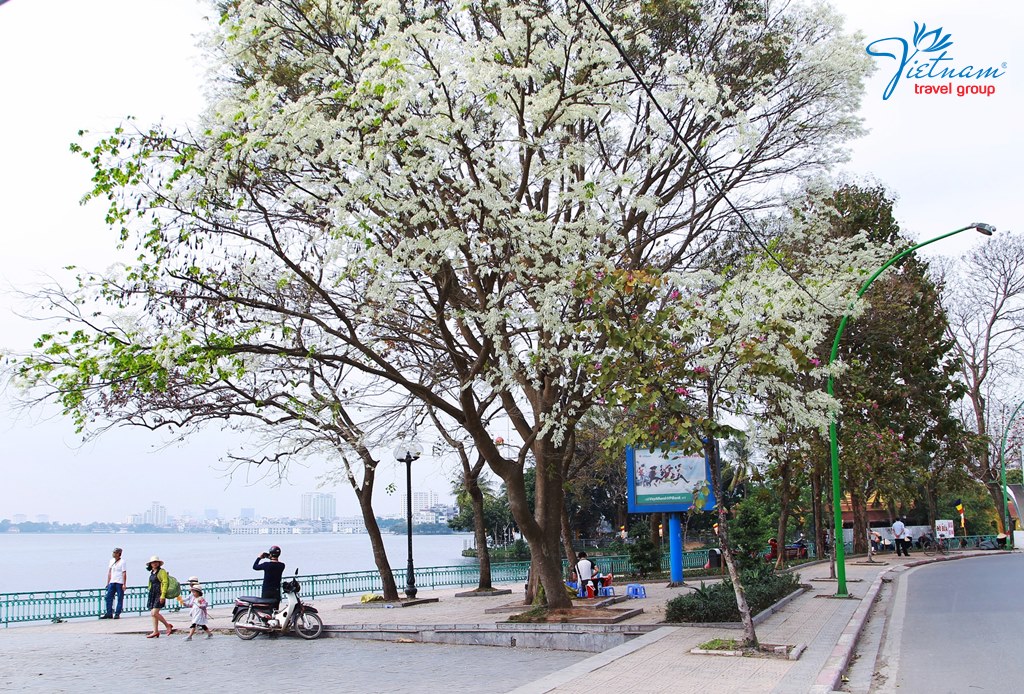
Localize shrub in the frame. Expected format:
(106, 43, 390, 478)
(510, 538, 530, 560)
(664, 565, 801, 623)
(665, 581, 739, 622)
(627, 527, 662, 577)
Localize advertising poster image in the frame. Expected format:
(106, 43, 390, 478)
(627, 447, 716, 513)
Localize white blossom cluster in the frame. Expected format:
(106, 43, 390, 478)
(24, 0, 877, 455)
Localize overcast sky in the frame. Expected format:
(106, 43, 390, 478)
(1, 0, 1020, 523)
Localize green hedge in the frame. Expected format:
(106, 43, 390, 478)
(664, 564, 801, 623)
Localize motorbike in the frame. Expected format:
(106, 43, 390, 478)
(231, 569, 323, 640)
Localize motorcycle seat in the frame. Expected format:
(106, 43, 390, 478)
(236, 596, 279, 606)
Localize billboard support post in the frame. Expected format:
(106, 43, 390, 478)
(669, 513, 684, 584)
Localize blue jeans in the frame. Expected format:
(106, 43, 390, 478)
(105, 583, 124, 617)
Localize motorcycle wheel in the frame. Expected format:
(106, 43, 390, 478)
(294, 610, 323, 640)
(233, 610, 262, 640)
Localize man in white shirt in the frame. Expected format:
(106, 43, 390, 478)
(892, 518, 908, 557)
(576, 551, 601, 595)
(101, 548, 127, 619)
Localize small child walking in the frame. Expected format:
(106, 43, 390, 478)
(182, 584, 212, 640)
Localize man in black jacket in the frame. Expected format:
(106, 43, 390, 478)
(252, 546, 285, 604)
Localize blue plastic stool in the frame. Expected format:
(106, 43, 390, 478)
(626, 584, 647, 599)
(598, 585, 615, 597)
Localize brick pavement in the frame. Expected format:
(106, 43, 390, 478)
(0, 550, 996, 693)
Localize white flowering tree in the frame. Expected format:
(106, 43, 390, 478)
(592, 198, 896, 645)
(13, 0, 871, 607)
(941, 233, 1024, 531)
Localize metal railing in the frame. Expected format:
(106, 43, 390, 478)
(20, 535, 999, 626)
(0, 549, 724, 626)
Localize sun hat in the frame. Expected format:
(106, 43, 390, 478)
(190, 584, 204, 591)
(148, 555, 162, 563)
(188, 576, 200, 583)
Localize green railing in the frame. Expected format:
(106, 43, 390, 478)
(1, 549, 723, 626)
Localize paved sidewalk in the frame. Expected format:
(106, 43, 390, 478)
(0, 550, 997, 693)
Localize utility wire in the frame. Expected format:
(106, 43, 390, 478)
(577, 0, 831, 305)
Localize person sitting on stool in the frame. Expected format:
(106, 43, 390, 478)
(575, 551, 600, 596)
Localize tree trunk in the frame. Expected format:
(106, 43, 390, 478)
(775, 458, 792, 570)
(924, 480, 938, 533)
(812, 463, 824, 561)
(986, 481, 1008, 534)
(850, 485, 868, 555)
(342, 447, 400, 602)
(356, 491, 400, 601)
(466, 473, 493, 590)
(504, 436, 572, 609)
(560, 503, 576, 568)
(707, 437, 758, 648)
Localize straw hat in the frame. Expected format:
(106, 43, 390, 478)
(148, 555, 162, 564)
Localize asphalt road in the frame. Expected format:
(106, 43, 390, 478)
(881, 552, 1024, 692)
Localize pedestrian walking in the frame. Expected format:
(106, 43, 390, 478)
(892, 518, 909, 557)
(176, 576, 201, 607)
(100, 547, 126, 619)
(181, 584, 211, 641)
(145, 556, 174, 638)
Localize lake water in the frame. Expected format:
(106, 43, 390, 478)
(0, 532, 477, 593)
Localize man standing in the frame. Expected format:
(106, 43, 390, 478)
(252, 545, 285, 604)
(101, 547, 127, 619)
(892, 518, 908, 557)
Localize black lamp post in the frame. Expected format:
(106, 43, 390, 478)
(394, 442, 423, 599)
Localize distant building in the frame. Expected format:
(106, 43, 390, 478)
(143, 502, 167, 526)
(400, 490, 439, 514)
(430, 504, 458, 522)
(413, 509, 439, 524)
(301, 492, 336, 521)
(229, 522, 313, 535)
(204, 508, 219, 521)
(12, 514, 26, 524)
(332, 516, 367, 533)
(240, 507, 256, 522)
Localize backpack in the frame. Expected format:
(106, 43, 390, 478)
(165, 573, 181, 599)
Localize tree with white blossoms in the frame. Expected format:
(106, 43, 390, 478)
(12, 0, 872, 608)
(593, 197, 895, 646)
(941, 233, 1024, 532)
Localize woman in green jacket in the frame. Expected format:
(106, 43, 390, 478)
(145, 556, 174, 638)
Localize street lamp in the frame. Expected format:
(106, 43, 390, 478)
(829, 222, 994, 598)
(394, 441, 424, 599)
(999, 401, 1024, 545)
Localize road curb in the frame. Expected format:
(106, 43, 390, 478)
(809, 551, 990, 693)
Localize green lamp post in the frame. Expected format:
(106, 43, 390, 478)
(999, 401, 1024, 545)
(828, 222, 995, 598)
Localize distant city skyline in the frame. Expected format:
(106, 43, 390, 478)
(1, 483, 451, 525)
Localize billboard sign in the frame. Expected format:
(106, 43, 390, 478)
(626, 446, 717, 513)
(935, 519, 955, 539)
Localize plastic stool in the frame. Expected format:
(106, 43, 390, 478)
(626, 584, 647, 599)
(578, 584, 589, 598)
(598, 585, 615, 597)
